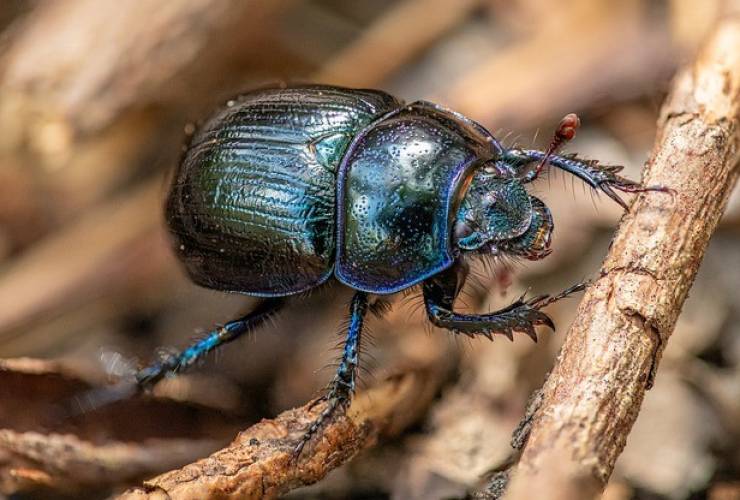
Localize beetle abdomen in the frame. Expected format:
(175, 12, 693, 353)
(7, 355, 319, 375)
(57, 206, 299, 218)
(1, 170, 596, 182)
(167, 86, 402, 296)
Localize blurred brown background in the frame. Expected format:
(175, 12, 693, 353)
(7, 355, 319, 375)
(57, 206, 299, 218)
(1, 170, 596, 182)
(0, 0, 738, 498)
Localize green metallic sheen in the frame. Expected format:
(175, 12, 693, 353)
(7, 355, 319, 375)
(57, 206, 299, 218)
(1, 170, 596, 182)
(166, 85, 402, 296)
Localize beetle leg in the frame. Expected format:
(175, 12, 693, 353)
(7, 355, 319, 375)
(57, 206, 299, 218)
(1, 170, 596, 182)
(135, 297, 284, 389)
(503, 148, 668, 210)
(68, 297, 284, 415)
(423, 266, 584, 341)
(425, 289, 553, 342)
(294, 292, 368, 458)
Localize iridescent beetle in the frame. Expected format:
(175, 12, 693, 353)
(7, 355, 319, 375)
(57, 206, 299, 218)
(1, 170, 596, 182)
(134, 85, 657, 453)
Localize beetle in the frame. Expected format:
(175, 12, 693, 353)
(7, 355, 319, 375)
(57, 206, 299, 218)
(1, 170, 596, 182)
(131, 85, 658, 454)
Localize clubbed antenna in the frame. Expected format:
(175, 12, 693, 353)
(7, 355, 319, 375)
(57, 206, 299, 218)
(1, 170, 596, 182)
(533, 113, 581, 179)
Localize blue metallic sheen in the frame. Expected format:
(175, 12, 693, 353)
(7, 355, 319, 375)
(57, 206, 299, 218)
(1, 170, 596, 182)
(335, 103, 493, 293)
(165, 86, 610, 300)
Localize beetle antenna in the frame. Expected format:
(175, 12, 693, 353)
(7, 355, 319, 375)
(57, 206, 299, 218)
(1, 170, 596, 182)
(533, 113, 580, 179)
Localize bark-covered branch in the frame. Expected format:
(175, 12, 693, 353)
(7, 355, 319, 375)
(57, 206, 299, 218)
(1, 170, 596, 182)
(503, 14, 740, 500)
(118, 346, 454, 499)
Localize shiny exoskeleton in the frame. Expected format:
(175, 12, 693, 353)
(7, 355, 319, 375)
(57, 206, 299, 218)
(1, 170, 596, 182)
(140, 85, 655, 455)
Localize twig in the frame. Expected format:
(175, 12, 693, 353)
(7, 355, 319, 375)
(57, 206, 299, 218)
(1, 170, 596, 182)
(118, 347, 454, 499)
(0, 358, 238, 496)
(502, 14, 740, 500)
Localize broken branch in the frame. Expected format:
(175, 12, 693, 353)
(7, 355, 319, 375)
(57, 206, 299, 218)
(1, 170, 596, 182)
(503, 13, 740, 500)
(118, 338, 454, 500)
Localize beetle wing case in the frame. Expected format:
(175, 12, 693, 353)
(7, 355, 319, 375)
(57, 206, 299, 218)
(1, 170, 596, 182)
(166, 85, 401, 296)
(335, 102, 494, 294)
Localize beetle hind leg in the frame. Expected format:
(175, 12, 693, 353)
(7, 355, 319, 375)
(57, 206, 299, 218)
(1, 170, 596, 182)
(68, 297, 285, 416)
(135, 297, 284, 390)
(293, 292, 368, 458)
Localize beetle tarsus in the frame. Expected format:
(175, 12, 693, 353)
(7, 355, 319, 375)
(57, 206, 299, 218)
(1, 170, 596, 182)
(293, 391, 351, 460)
(135, 297, 283, 390)
(64, 380, 138, 418)
(527, 281, 589, 310)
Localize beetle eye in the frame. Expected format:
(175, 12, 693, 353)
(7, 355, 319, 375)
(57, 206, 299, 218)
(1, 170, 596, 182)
(454, 220, 475, 240)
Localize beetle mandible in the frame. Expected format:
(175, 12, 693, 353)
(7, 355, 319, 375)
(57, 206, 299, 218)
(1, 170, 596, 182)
(135, 85, 658, 455)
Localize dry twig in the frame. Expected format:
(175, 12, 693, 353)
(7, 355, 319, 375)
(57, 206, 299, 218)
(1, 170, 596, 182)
(503, 14, 740, 500)
(118, 338, 454, 500)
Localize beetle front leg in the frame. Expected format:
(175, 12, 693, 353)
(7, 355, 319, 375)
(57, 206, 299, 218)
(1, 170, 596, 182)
(423, 263, 553, 341)
(294, 291, 368, 457)
(423, 265, 586, 341)
(502, 148, 662, 210)
(424, 287, 553, 342)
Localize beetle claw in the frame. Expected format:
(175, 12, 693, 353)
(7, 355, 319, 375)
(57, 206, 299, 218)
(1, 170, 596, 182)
(527, 307, 555, 331)
(599, 182, 630, 210)
(526, 294, 551, 309)
(522, 325, 538, 343)
(539, 314, 556, 331)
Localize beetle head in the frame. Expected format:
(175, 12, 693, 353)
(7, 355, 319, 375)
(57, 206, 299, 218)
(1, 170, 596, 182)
(455, 169, 553, 260)
(498, 196, 553, 260)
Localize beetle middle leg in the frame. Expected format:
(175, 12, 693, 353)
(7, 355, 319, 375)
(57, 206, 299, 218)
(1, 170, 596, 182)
(294, 291, 368, 457)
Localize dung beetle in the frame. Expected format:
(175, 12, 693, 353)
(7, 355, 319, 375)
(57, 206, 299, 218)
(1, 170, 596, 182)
(129, 85, 658, 454)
